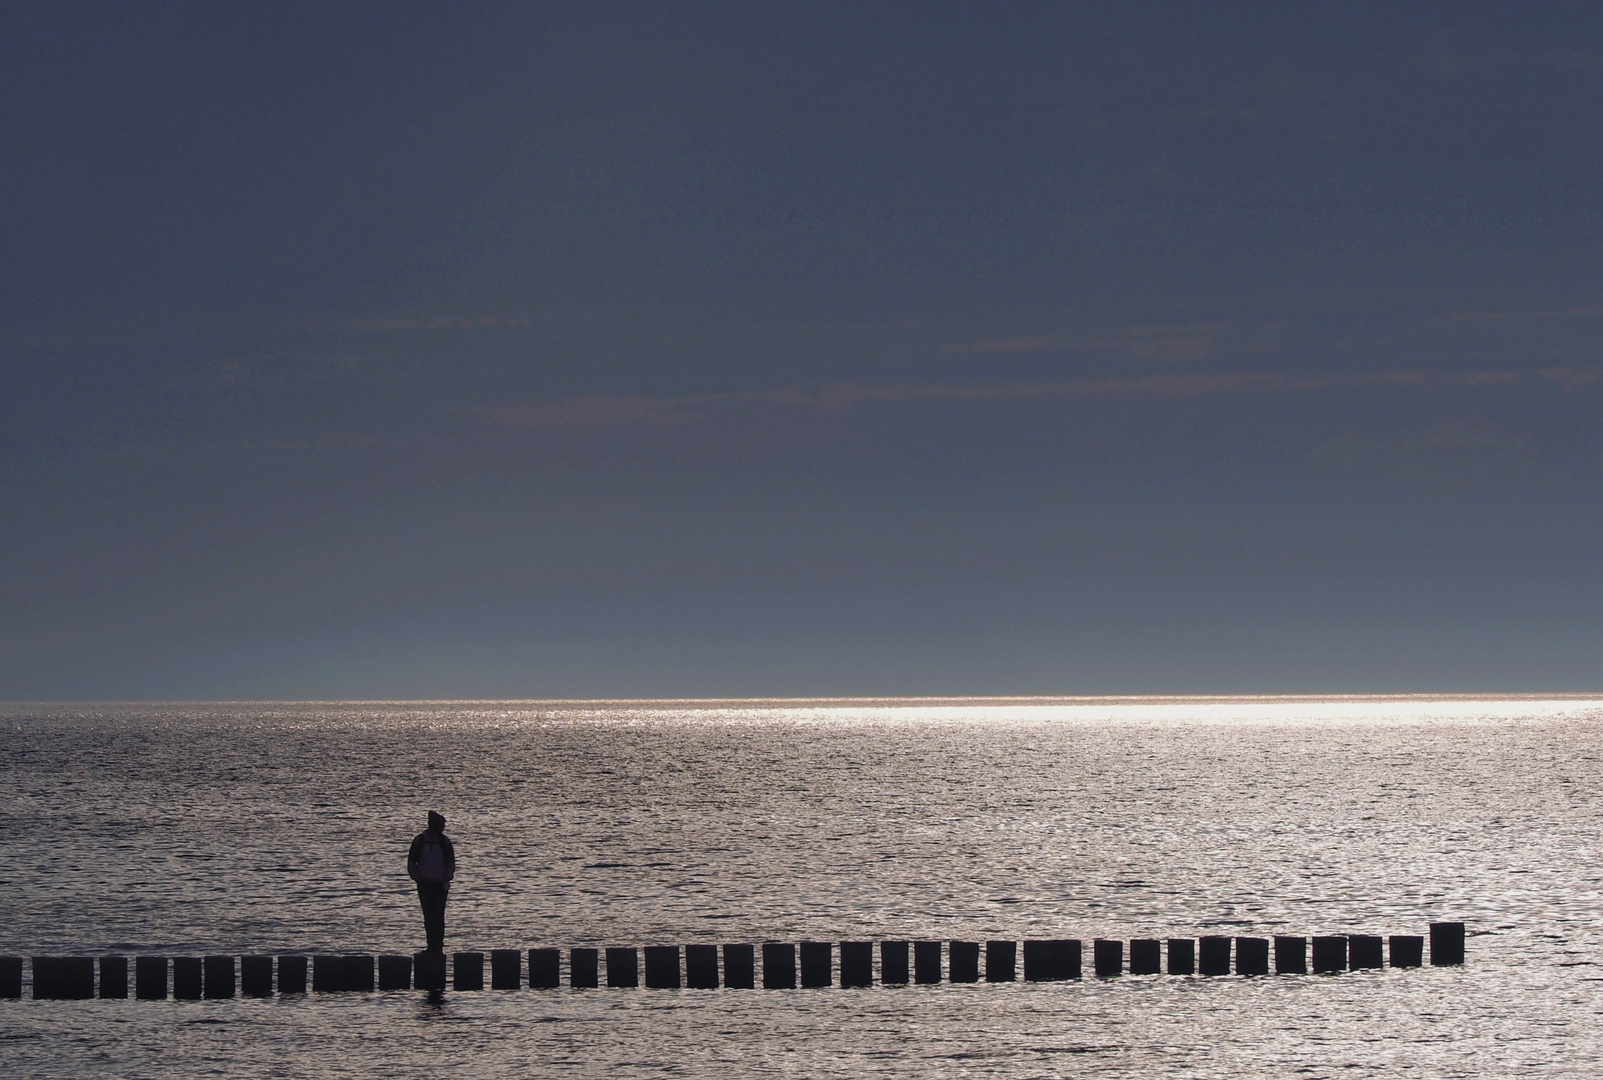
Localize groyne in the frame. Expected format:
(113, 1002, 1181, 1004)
(5, 922, 1465, 998)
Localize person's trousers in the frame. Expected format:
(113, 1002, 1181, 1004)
(417, 882, 449, 952)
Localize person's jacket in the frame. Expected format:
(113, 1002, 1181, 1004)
(408, 830, 456, 884)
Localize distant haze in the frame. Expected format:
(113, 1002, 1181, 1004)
(3, 3, 1602, 698)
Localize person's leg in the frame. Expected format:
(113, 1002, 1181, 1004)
(418, 884, 446, 952)
(434, 884, 448, 951)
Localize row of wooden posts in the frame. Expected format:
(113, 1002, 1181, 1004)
(8, 923, 1465, 999)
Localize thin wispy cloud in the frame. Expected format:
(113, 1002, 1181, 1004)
(943, 336, 1052, 354)
(473, 367, 1603, 428)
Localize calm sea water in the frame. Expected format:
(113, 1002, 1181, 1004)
(2, 697, 1601, 1078)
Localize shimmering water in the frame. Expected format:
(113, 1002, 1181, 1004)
(3, 697, 1601, 1077)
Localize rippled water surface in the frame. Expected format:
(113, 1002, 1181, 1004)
(3, 697, 1601, 1077)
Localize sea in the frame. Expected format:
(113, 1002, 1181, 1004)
(2, 696, 1600, 1078)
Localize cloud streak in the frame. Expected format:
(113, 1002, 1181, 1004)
(474, 367, 1603, 428)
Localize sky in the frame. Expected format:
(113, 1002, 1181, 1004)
(3, 2, 1603, 698)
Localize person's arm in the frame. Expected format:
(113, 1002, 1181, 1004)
(407, 834, 422, 880)
(442, 836, 456, 882)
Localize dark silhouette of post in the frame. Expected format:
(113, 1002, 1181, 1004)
(33, 957, 94, 999)
(173, 957, 203, 999)
(1167, 939, 1195, 975)
(0, 956, 21, 998)
(1312, 936, 1347, 973)
(1198, 936, 1231, 975)
(455, 951, 485, 990)
(407, 811, 456, 955)
(685, 945, 719, 988)
(136, 956, 168, 999)
(985, 941, 1016, 982)
(204, 955, 235, 998)
(346, 956, 374, 991)
(762, 943, 795, 989)
(839, 941, 872, 987)
(100, 956, 128, 999)
(644, 946, 681, 988)
(529, 948, 561, 988)
(491, 949, 522, 989)
(1389, 935, 1423, 968)
(378, 955, 411, 990)
(1129, 939, 1161, 975)
(1274, 936, 1307, 974)
(241, 956, 273, 997)
(1430, 922, 1465, 966)
(569, 948, 598, 988)
(1094, 939, 1123, 977)
(414, 951, 446, 990)
(799, 942, 832, 987)
(1349, 934, 1383, 969)
(277, 955, 308, 994)
(605, 947, 638, 988)
(1234, 937, 1269, 975)
(880, 940, 909, 984)
(722, 944, 755, 989)
(1024, 939, 1080, 980)
(949, 940, 981, 983)
(914, 941, 942, 984)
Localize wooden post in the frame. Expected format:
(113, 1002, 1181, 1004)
(377, 955, 412, 990)
(569, 948, 598, 989)
(491, 949, 523, 989)
(1129, 939, 1161, 975)
(1025, 940, 1078, 980)
(880, 940, 909, 984)
(1312, 936, 1347, 973)
(312, 955, 340, 992)
(173, 957, 203, 999)
(1198, 936, 1231, 976)
(33, 955, 95, 999)
(203, 956, 235, 998)
(985, 941, 1016, 982)
(100, 956, 128, 999)
(914, 941, 942, 984)
(1349, 934, 1383, 969)
(241, 956, 273, 997)
(30, 957, 57, 999)
(949, 940, 981, 983)
(1234, 937, 1269, 976)
(762, 943, 795, 989)
(799, 942, 832, 987)
(839, 941, 872, 988)
(33, 957, 95, 999)
(605, 948, 637, 988)
(722, 944, 755, 989)
(414, 951, 446, 990)
(1389, 935, 1423, 968)
(1167, 939, 1195, 975)
(529, 948, 561, 989)
(277, 955, 308, 995)
(685, 944, 719, 988)
(1429, 922, 1465, 966)
(644, 946, 681, 988)
(0, 956, 20, 998)
(1094, 939, 1123, 977)
(136, 956, 168, 999)
(455, 951, 485, 991)
(1274, 936, 1307, 974)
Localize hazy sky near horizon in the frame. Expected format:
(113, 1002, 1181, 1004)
(5, 2, 1603, 698)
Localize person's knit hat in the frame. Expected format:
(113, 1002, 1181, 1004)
(427, 810, 446, 832)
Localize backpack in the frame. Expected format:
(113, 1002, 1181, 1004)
(416, 835, 448, 883)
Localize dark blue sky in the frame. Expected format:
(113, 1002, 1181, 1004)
(4, 2, 1602, 697)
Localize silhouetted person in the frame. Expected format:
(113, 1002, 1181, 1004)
(408, 810, 456, 953)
